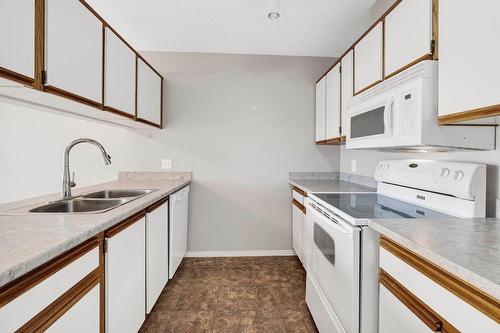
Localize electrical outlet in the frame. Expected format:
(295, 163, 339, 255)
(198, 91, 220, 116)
(161, 159, 173, 169)
(351, 160, 357, 174)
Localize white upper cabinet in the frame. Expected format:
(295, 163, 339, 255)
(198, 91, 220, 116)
(45, 0, 103, 104)
(315, 76, 326, 141)
(384, 0, 433, 77)
(325, 63, 341, 139)
(137, 59, 162, 126)
(104, 28, 136, 116)
(354, 22, 383, 94)
(341, 50, 354, 136)
(0, 0, 35, 80)
(438, 0, 500, 121)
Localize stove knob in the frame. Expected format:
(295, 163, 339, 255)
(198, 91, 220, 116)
(454, 170, 464, 181)
(440, 168, 450, 177)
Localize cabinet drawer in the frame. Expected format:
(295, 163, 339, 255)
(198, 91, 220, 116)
(46, 283, 100, 333)
(380, 238, 499, 332)
(0, 240, 99, 333)
(380, 284, 435, 333)
(292, 187, 306, 204)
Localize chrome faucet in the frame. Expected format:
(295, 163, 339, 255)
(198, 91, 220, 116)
(61, 138, 112, 200)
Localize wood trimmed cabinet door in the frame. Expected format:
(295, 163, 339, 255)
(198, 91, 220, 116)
(438, 0, 500, 124)
(45, 0, 103, 106)
(380, 237, 500, 332)
(354, 22, 383, 95)
(384, 0, 433, 79)
(315, 76, 326, 142)
(104, 27, 136, 117)
(105, 214, 146, 333)
(145, 199, 169, 314)
(137, 58, 163, 127)
(0, 0, 35, 84)
(379, 271, 449, 333)
(325, 63, 341, 140)
(0, 238, 101, 333)
(45, 283, 100, 333)
(340, 49, 354, 139)
(292, 199, 305, 263)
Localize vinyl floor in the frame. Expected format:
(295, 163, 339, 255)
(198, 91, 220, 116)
(139, 256, 318, 333)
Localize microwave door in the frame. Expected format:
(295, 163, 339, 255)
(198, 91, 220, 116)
(347, 93, 396, 149)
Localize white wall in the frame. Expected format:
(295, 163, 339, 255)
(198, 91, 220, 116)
(140, 52, 338, 252)
(0, 52, 337, 253)
(0, 100, 160, 203)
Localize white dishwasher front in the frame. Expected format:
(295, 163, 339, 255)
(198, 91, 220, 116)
(169, 185, 190, 278)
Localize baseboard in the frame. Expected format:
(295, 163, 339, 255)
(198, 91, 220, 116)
(185, 249, 295, 258)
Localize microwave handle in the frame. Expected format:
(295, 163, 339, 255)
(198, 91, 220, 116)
(385, 98, 395, 133)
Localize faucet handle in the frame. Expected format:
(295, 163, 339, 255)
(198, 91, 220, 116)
(70, 171, 76, 188)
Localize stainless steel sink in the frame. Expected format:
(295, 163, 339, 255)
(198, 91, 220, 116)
(82, 189, 155, 199)
(29, 198, 129, 214)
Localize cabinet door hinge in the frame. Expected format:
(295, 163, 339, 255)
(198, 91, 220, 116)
(430, 40, 436, 54)
(339, 125, 342, 134)
(339, 65, 342, 74)
(103, 239, 108, 253)
(41, 70, 47, 85)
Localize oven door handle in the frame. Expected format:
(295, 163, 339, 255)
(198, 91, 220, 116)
(308, 201, 356, 237)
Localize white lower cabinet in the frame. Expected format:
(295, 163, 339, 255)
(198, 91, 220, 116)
(0, 244, 99, 333)
(106, 216, 146, 333)
(380, 240, 499, 333)
(292, 202, 304, 263)
(46, 284, 100, 333)
(379, 284, 435, 333)
(146, 200, 169, 313)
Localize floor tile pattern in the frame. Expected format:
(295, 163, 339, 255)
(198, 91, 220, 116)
(139, 256, 318, 333)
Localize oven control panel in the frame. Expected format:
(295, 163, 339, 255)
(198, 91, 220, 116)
(374, 159, 486, 200)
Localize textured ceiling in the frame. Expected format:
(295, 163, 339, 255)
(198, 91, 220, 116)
(86, 0, 375, 57)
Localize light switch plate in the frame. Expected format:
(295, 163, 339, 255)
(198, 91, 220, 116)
(161, 159, 173, 169)
(351, 160, 357, 174)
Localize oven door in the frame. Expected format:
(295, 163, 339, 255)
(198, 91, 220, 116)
(307, 202, 361, 333)
(346, 92, 395, 149)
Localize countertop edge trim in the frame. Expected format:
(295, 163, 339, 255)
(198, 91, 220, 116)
(380, 235, 500, 323)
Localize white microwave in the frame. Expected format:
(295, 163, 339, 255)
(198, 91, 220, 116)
(346, 61, 494, 151)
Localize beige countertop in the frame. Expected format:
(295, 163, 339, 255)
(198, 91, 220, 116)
(369, 218, 500, 300)
(0, 171, 191, 288)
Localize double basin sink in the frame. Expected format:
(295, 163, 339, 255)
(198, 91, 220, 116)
(29, 189, 156, 214)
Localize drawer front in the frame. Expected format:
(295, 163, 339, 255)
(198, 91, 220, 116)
(292, 187, 305, 204)
(379, 284, 435, 333)
(46, 284, 100, 333)
(380, 244, 499, 332)
(0, 246, 99, 333)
